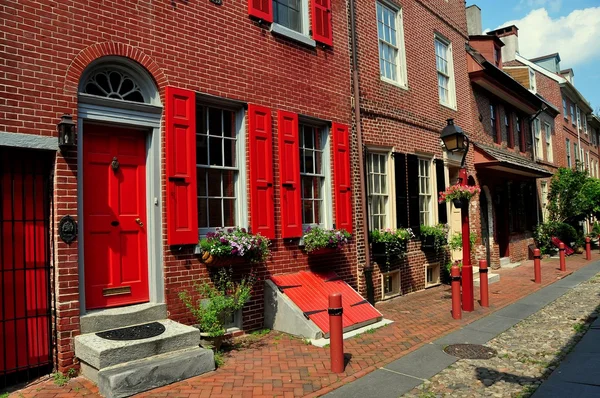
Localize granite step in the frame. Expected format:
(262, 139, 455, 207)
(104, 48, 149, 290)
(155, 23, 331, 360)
(80, 303, 167, 334)
(472, 266, 500, 285)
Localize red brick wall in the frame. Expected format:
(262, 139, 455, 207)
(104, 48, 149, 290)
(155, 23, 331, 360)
(352, 0, 475, 296)
(1, 0, 355, 371)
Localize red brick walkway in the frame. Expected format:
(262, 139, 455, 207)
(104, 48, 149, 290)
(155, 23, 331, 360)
(9, 253, 599, 398)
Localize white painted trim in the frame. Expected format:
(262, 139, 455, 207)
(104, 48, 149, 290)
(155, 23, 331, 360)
(77, 103, 164, 314)
(271, 23, 316, 47)
(434, 34, 457, 110)
(0, 131, 58, 151)
(514, 54, 566, 84)
(375, 1, 409, 88)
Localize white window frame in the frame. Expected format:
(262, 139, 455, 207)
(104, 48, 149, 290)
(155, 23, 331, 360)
(562, 98, 568, 120)
(381, 270, 400, 299)
(586, 151, 590, 172)
(367, 149, 395, 230)
(271, 0, 314, 46)
(425, 262, 440, 288)
(376, 1, 408, 88)
(418, 157, 434, 226)
(299, 121, 333, 229)
(533, 118, 543, 160)
(584, 116, 588, 135)
(576, 106, 581, 131)
(566, 139, 571, 168)
(434, 34, 456, 109)
(570, 104, 575, 125)
(541, 181, 548, 221)
(544, 122, 553, 162)
(196, 104, 247, 236)
(529, 68, 536, 93)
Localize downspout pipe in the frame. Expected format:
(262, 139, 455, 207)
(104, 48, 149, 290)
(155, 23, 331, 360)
(349, 0, 374, 304)
(528, 105, 546, 227)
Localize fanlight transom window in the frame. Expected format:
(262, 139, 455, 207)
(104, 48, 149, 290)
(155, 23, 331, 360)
(83, 69, 145, 103)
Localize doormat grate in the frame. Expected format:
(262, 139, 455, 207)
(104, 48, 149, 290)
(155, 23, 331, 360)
(96, 322, 166, 341)
(444, 344, 497, 359)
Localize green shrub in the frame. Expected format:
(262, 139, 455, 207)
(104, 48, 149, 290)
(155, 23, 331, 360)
(447, 232, 477, 252)
(441, 261, 462, 284)
(534, 221, 579, 254)
(179, 268, 255, 337)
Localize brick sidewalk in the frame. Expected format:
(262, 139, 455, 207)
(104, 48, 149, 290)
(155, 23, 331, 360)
(9, 252, 599, 398)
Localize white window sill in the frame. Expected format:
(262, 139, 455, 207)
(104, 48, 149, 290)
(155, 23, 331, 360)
(271, 23, 316, 48)
(380, 76, 408, 90)
(439, 101, 457, 111)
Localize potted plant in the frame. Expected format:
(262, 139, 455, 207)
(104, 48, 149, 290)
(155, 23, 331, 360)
(301, 226, 352, 254)
(179, 268, 255, 351)
(420, 224, 448, 251)
(369, 228, 415, 265)
(198, 227, 270, 266)
(438, 184, 481, 209)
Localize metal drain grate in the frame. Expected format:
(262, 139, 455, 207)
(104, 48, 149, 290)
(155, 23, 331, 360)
(444, 344, 497, 359)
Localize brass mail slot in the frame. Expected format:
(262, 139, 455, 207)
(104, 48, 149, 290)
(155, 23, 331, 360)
(103, 286, 131, 297)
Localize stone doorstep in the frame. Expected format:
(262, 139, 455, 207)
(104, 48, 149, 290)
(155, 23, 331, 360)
(75, 319, 200, 369)
(97, 347, 215, 398)
(502, 262, 522, 269)
(80, 303, 168, 334)
(499, 257, 511, 267)
(472, 266, 500, 286)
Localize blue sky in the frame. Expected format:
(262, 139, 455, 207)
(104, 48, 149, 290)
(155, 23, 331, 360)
(467, 0, 600, 113)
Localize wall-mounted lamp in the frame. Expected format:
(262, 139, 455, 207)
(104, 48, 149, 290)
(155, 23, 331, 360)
(57, 114, 76, 150)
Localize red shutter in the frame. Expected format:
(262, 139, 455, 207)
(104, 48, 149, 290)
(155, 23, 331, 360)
(249, 104, 275, 239)
(277, 111, 302, 238)
(248, 0, 273, 23)
(311, 0, 333, 46)
(332, 123, 352, 233)
(165, 86, 198, 246)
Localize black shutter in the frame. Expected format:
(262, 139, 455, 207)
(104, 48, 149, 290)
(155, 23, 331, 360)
(407, 154, 420, 237)
(435, 159, 447, 224)
(394, 153, 408, 228)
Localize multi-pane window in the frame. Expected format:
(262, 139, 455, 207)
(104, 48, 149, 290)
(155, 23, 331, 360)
(504, 114, 511, 146)
(529, 69, 536, 92)
(367, 152, 389, 230)
(586, 151, 590, 171)
(574, 143, 579, 168)
(273, 0, 303, 33)
(377, 2, 406, 85)
(299, 124, 325, 226)
(197, 106, 239, 233)
(566, 139, 571, 168)
(563, 98, 568, 119)
(516, 115, 523, 151)
(584, 116, 588, 134)
(435, 37, 454, 107)
(418, 159, 432, 226)
(382, 271, 400, 298)
(576, 106, 581, 130)
(493, 46, 501, 66)
(571, 104, 575, 126)
(491, 104, 499, 143)
(544, 122, 553, 162)
(533, 118, 542, 159)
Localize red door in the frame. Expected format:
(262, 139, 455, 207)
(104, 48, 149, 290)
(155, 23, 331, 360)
(83, 124, 149, 310)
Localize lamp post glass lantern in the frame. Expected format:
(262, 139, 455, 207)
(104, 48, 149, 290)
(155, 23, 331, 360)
(57, 114, 76, 149)
(440, 118, 474, 312)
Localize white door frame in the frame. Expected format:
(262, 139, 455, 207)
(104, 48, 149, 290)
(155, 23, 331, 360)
(77, 97, 164, 314)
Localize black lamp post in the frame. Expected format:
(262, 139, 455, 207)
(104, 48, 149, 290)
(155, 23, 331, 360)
(440, 118, 474, 312)
(57, 114, 76, 150)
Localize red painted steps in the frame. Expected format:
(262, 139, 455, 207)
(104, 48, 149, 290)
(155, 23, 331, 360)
(270, 271, 382, 334)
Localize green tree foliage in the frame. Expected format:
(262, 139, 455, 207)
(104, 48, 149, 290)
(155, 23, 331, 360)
(547, 166, 590, 222)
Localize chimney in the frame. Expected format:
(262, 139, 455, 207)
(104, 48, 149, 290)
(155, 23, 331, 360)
(466, 5, 482, 36)
(487, 25, 519, 62)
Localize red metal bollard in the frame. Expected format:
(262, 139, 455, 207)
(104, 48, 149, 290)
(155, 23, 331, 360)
(585, 236, 591, 260)
(328, 293, 344, 373)
(534, 248, 541, 284)
(451, 264, 462, 320)
(479, 259, 489, 308)
(559, 242, 566, 272)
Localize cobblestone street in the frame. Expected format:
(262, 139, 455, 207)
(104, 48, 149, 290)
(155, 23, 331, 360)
(403, 272, 600, 398)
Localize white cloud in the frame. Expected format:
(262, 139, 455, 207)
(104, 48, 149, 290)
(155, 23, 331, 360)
(498, 7, 600, 66)
(516, 0, 562, 13)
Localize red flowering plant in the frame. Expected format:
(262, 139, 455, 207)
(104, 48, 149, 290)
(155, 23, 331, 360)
(438, 184, 481, 204)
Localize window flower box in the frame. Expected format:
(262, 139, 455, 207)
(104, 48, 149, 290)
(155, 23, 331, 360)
(369, 228, 414, 265)
(420, 224, 448, 252)
(197, 227, 270, 266)
(300, 226, 351, 254)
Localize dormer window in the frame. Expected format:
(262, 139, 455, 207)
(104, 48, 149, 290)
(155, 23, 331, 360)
(493, 45, 501, 67)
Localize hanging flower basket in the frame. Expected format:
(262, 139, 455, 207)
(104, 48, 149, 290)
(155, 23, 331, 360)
(452, 198, 464, 209)
(439, 184, 481, 205)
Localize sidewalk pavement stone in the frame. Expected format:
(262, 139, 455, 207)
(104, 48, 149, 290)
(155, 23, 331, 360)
(402, 268, 600, 397)
(7, 253, 599, 398)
